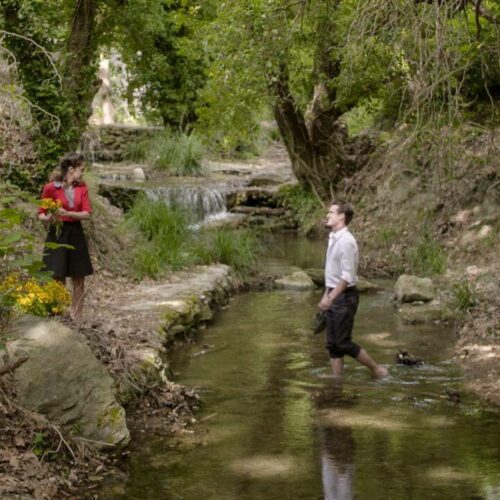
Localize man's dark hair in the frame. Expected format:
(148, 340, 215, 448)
(331, 200, 354, 225)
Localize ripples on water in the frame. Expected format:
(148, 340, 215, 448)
(99, 236, 500, 500)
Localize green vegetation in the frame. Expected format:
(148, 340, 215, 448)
(0, 187, 54, 333)
(124, 196, 193, 278)
(408, 234, 447, 276)
(32, 432, 50, 458)
(452, 279, 477, 312)
(278, 185, 323, 233)
(193, 228, 261, 278)
(374, 226, 399, 249)
(124, 196, 260, 279)
(125, 131, 204, 176)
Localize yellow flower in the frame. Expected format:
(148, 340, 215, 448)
(1, 274, 70, 317)
(40, 198, 62, 212)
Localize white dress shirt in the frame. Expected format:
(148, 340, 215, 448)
(324, 227, 359, 288)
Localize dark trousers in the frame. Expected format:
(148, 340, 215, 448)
(325, 287, 361, 359)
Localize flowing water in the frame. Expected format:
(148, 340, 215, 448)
(100, 235, 500, 499)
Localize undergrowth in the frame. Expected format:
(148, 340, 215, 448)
(125, 130, 204, 176)
(278, 184, 322, 233)
(124, 196, 260, 279)
(193, 228, 261, 278)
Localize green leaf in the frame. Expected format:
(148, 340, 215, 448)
(1, 232, 23, 245)
(44, 242, 75, 250)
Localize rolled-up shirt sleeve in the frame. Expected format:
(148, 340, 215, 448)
(340, 242, 357, 285)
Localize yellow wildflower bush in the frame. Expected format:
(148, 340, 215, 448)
(0, 273, 71, 317)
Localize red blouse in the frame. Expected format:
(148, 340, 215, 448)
(38, 181, 92, 222)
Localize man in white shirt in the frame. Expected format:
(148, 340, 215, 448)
(318, 201, 389, 378)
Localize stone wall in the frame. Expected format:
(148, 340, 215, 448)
(82, 125, 163, 162)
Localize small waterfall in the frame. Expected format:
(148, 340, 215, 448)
(146, 186, 227, 222)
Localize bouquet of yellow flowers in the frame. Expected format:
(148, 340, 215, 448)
(40, 198, 63, 237)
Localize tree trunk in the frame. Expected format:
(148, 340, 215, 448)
(271, 67, 354, 201)
(64, 0, 100, 141)
(270, 5, 364, 201)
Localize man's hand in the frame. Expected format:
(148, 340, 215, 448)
(318, 294, 332, 312)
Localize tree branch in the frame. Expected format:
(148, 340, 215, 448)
(0, 352, 29, 377)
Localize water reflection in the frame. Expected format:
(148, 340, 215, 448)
(316, 383, 356, 500)
(96, 234, 500, 499)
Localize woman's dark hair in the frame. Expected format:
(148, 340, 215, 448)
(331, 200, 354, 225)
(50, 152, 85, 182)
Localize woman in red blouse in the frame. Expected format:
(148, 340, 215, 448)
(38, 152, 93, 323)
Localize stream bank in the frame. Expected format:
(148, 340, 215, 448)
(96, 239, 500, 499)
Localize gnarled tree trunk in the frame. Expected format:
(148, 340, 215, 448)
(270, 8, 365, 201)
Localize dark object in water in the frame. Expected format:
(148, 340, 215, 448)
(313, 311, 327, 335)
(396, 349, 423, 366)
(444, 389, 461, 403)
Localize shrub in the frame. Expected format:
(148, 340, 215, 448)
(125, 196, 194, 278)
(0, 273, 71, 317)
(452, 279, 477, 312)
(408, 234, 447, 276)
(125, 197, 264, 279)
(193, 228, 261, 278)
(1, 191, 58, 331)
(125, 130, 204, 176)
(374, 226, 399, 248)
(278, 184, 322, 231)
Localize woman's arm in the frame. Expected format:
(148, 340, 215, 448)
(57, 209, 90, 220)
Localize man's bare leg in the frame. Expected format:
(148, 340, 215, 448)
(329, 358, 344, 378)
(356, 348, 389, 378)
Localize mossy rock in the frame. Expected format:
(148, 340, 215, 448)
(398, 300, 457, 325)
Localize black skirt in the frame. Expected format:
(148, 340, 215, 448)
(43, 221, 94, 279)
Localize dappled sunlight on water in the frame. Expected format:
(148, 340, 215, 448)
(99, 236, 500, 500)
(230, 455, 301, 479)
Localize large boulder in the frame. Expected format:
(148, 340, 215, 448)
(6, 316, 130, 449)
(275, 270, 316, 290)
(394, 274, 435, 303)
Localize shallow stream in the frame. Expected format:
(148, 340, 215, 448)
(101, 235, 500, 499)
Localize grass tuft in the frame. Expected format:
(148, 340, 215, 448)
(409, 234, 447, 276)
(125, 130, 204, 176)
(193, 228, 261, 278)
(124, 197, 261, 279)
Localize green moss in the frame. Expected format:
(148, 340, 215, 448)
(98, 405, 124, 429)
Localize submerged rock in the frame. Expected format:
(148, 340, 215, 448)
(6, 316, 130, 450)
(394, 274, 435, 302)
(303, 268, 383, 293)
(274, 270, 316, 290)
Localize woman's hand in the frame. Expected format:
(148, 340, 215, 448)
(57, 208, 69, 217)
(38, 213, 52, 222)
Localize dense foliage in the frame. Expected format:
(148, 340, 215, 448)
(124, 196, 261, 279)
(0, 188, 70, 332)
(1, 0, 499, 193)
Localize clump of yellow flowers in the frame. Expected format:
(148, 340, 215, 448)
(0, 273, 71, 317)
(40, 198, 63, 237)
